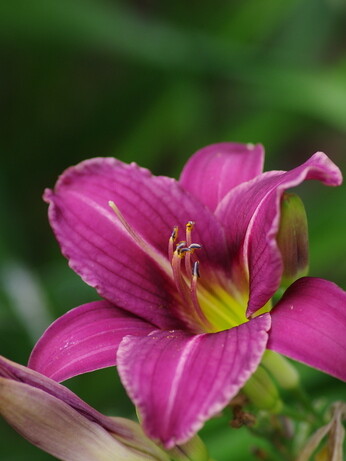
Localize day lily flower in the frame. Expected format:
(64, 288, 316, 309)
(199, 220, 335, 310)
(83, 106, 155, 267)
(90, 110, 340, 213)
(0, 355, 171, 460)
(28, 143, 346, 448)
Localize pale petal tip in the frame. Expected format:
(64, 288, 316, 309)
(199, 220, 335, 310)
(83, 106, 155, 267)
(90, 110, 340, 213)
(43, 187, 53, 203)
(311, 151, 343, 185)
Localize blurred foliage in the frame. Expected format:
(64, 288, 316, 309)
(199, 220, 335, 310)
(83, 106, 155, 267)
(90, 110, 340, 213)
(0, 0, 345, 459)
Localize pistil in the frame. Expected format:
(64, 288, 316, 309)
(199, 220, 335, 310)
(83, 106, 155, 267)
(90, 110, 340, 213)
(108, 200, 172, 278)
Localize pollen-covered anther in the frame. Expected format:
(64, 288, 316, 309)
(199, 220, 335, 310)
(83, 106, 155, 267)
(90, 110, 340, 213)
(188, 243, 202, 252)
(192, 261, 200, 278)
(175, 241, 187, 257)
(168, 226, 179, 262)
(185, 221, 195, 247)
(186, 221, 195, 233)
(178, 248, 190, 257)
(176, 243, 202, 257)
(171, 226, 178, 241)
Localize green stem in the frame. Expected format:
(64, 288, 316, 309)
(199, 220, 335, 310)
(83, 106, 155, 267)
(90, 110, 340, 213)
(280, 405, 312, 423)
(292, 387, 324, 425)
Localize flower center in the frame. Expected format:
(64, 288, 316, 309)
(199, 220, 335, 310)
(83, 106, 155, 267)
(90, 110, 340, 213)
(168, 221, 213, 332)
(108, 201, 252, 334)
(168, 222, 249, 334)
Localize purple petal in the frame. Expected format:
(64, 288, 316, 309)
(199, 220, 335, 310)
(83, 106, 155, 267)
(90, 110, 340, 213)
(0, 378, 146, 461)
(179, 142, 264, 211)
(267, 277, 346, 381)
(0, 356, 135, 438)
(46, 158, 229, 328)
(1, 356, 171, 459)
(117, 314, 271, 448)
(216, 152, 343, 317)
(28, 300, 155, 383)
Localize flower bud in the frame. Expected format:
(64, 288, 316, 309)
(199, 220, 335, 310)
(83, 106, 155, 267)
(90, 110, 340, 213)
(277, 193, 309, 287)
(243, 365, 283, 413)
(167, 434, 211, 461)
(0, 356, 170, 461)
(261, 350, 300, 390)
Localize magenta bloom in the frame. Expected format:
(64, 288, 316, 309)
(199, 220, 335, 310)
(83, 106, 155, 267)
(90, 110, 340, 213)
(29, 143, 346, 448)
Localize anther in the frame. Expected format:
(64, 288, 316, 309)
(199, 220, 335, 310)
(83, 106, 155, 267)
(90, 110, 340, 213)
(171, 226, 178, 241)
(176, 241, 187, 253)
(193, 261, 200, 278)
(178, 247, 190, 257)
(186, 221, 195, 232)
(184, 221, 196, 276)
(169, 226, 179, 262)
(185, 221, 195, 247)
(189, 243, 202, 251)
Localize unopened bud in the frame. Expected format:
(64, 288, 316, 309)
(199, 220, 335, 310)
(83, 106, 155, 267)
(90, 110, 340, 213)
(243, 365, 283, 413)
(277, 193, 309, 287)
(261, 350, 300, 390)
(167, 434, 211, 461)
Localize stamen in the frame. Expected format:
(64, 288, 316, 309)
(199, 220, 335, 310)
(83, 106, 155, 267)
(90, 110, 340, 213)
(185, 221, 195, 246)
(191, 261, 212, 329)
(167, 221, 211, 331)
(171, 248, 207, 331)
(168, 226, 178, 262)
(185, 221, 195, 276)
(192, 260, 200, 278)
(171, 248, 194, 308)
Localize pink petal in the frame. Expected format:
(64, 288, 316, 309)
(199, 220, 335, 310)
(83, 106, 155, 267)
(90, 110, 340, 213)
(1, 357, 167, 460)
(0, 379, 141, 461)
(28, 300, 155, 383)
(46, 158, 229, 328)
(117, 314, 271, 448)
(0, 356, 133, 438)
(267, 277, 346, 382)
(216, 152, 343, 317)
(179, 142, 264, 211)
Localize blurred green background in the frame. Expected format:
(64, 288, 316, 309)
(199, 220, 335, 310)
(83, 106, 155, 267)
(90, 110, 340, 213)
(0, 0, 345, 459)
